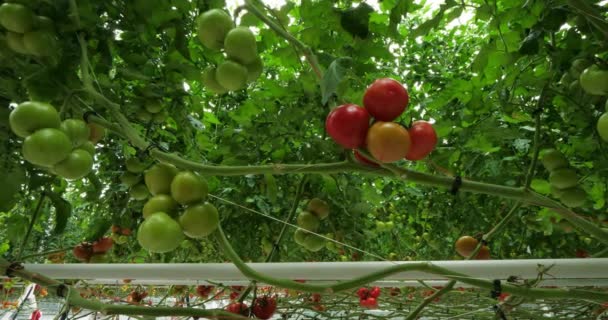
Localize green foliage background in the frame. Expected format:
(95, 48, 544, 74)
(0, 0, 607, 267)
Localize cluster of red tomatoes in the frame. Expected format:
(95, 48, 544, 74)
(225, 295, 277, 319)
(357, 286, 381, 308)
(325, 78, 437, 164)
(72, 237, 113, 263)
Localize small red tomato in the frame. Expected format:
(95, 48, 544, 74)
(111, 225, 121, 233)
(575, 249, 589, 258)
(252, 296, 277, 320)
(311, 293, 322, 303)
(356, 287, 369, 299)
(363, 78, 409, 121)
(405, 121, 437, 161)
(30, 310, 41, 320)
(325, 104, 370, 148)
(354, 150, 380, 167)
(475, 245, 491, 260)
(92, 237, 113, 253)
(72, 244, 92, 261)
(369, 286, 381, 298)
(121, 228, 132, 236)
(226, 302, 248, 315)
(360, 297, 377, 308)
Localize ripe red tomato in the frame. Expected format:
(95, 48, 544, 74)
(366, 122, 411, 163)
(92, 237, 113, 253)
(369, 286, 381, 298)
(73, 244, 92, 261)
(363, 78, 409, 121)
(405, 121, 437, 160)
(196, 285, 213, 298)
(356, 287, 369, 299)
(226, 302, 248, 315)
(353, 150, 379, 167)
(325, 104, 370, 148)
(252, 296, 277, 320)
(359, 297, 377, 308)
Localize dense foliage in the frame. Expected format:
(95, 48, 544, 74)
(0, 0, 608, 318)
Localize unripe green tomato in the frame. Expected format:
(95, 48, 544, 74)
(597, 112, 608, 142)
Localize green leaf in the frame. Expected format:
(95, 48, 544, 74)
(409, 0, 457, 38)
(0, 165, 25, 212)
(45, 191, 72, 235)
(340, 3, 374, 39)
(85, 217, 112, 242)
(518, 30, 543, 55)
(321, 57, 352, 105)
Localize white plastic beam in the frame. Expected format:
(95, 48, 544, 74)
(10, 259, 608, 286)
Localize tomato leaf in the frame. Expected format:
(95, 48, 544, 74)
(340, 3, 374, 39)
(45, 191, 72, 235)
(321, 57, 352, 105)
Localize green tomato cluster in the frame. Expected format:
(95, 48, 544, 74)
(197, 9, 263, 93)
(133, 99, 169, 124)
(120, 157, 150, 201)
(9, 101, 95, 180)
(0, 3, 58, 57)
(541, 149, 587, 208)
(293, 198, 330, 252)
(137, 163, 218, 253)
(597, 100, 608, 142)
(375, 220, 395, 232)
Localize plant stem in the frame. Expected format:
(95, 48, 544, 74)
(243, 0, 323, 80)
(405, 202, 521, 320)
(20, 247, 72, 261)
(88, 114, 608, 245)
(213, 226, 608, 301)
(237, 176, 308, 301)
(16, 194, 46, 261)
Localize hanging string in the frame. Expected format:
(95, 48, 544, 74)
(208, 194, 392, 263)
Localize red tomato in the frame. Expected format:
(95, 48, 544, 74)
(366, 122, 411, 163)
(252, 296, 277, 320)
(311, 293, 322, 303)
(353, 150, 380, 167)
(196, 285, 213, 298)
(325, 104, 370, 148)
(72, 244, 92, 261)
(405, 121, 437, 160)
(92, 237, 113, 253)
(226, 302, 248, 315)
(356, 287, 369, 299)
(475, 245, 491, 260)
(111, 225, 121, 233)
(30, 310, 41, 320)
(363, 78, 409, 121)
(369, 286, 381, 298)
(121, 228, 132, 236)
(359, 297, 377, 308)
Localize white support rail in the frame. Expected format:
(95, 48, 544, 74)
(6, 259, 607, 287)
